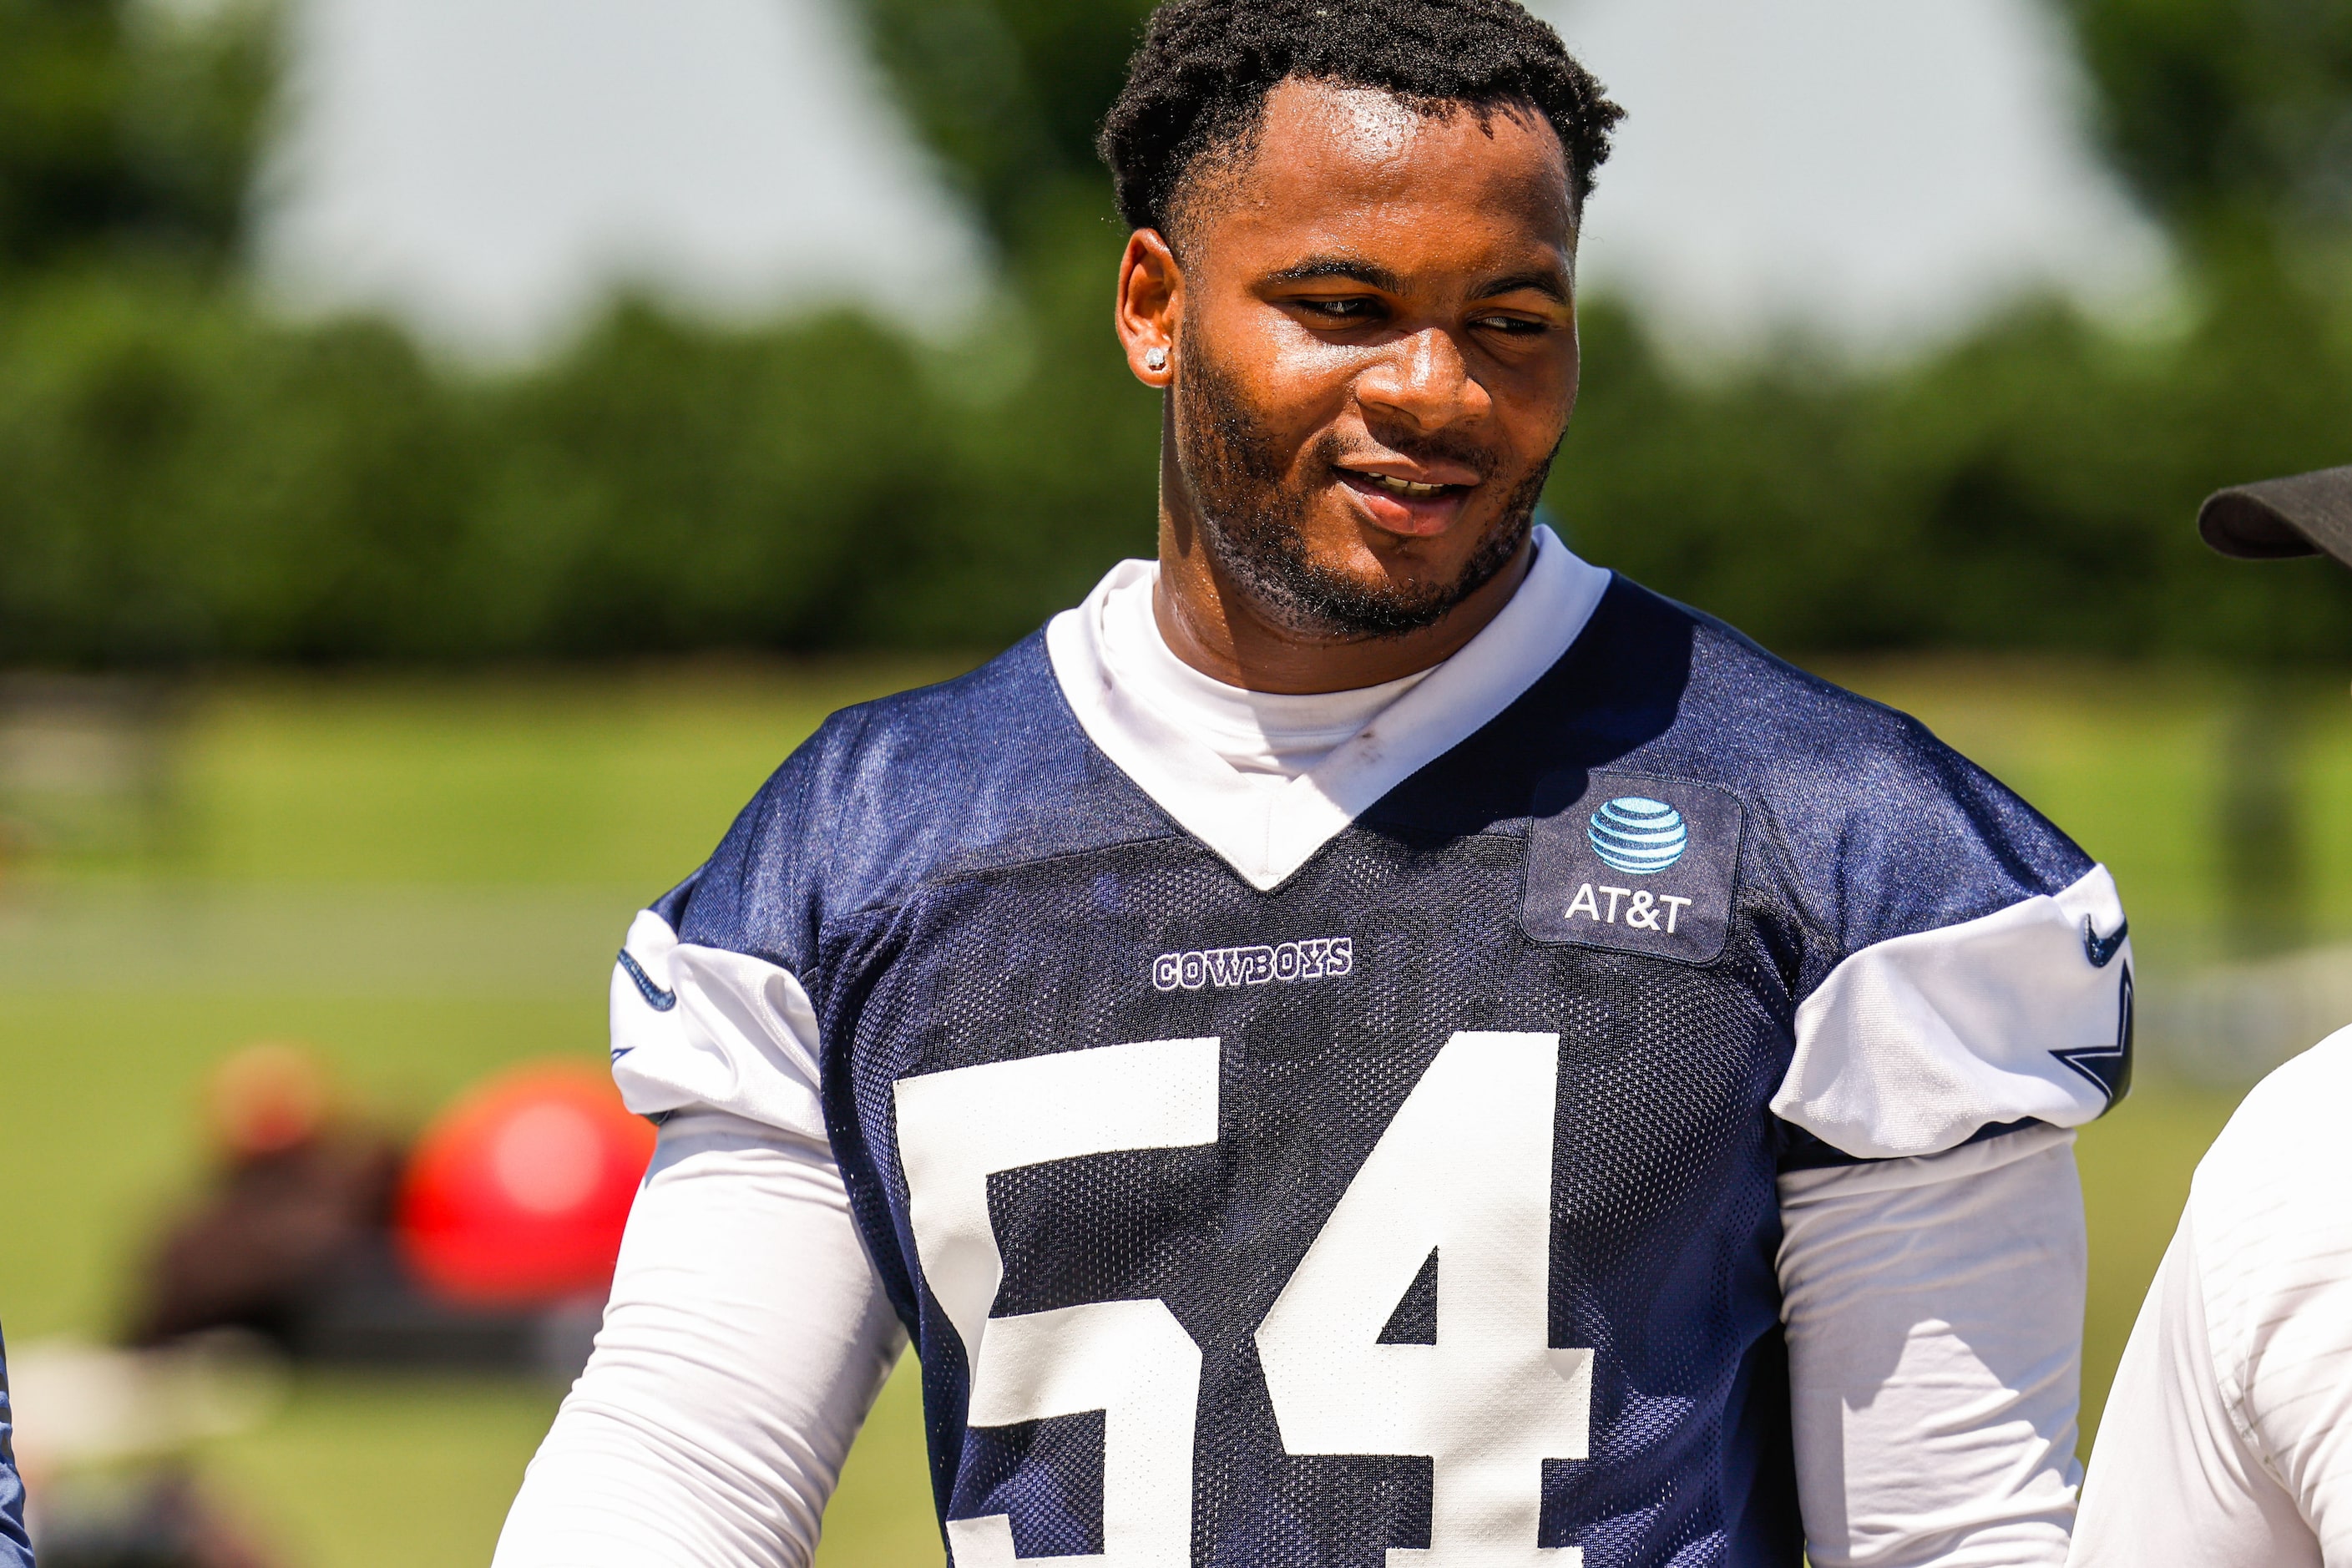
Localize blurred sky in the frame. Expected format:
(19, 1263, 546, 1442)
(254, 0, 2173, 363)
(257, 0, 989, 358)
(1545, 0, 2171, 358)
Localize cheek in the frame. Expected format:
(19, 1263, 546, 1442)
(1496, 352, 1579, 459)
(1221, 318, 1362, 459)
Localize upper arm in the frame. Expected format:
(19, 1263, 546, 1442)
(494, 1116, 905, 1568)
(498, 732, 906, 1565)
(1762, 715, 2132, 1163)
(1759, 725, 2132, 1563)
(511, 889, 899, 1566)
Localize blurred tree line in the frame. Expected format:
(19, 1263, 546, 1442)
(1, 0, 2349, 666)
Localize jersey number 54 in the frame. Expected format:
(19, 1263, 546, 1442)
(894, 1032, 1595, 1568)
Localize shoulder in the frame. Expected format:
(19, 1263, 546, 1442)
(803, 632, 1085, 789)
(1572, 584, 2132, 1160)
(1586, 579, 2095, 953)
(2193, 1027, 2352, 1226)
(664, 634, 1168, 969)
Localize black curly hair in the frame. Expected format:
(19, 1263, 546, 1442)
(1097, 0, 1623, 242)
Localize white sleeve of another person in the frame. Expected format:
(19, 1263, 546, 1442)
(2071, 1026, 2352, 1568)
(2067, 1219, 2314, 1566)
(493, 913, 905, 1568)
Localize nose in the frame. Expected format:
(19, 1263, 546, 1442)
(1355, 328, 1491, 433)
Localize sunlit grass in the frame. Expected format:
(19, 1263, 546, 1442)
(175, 658, 969, 890)
(2076, 1082, 2239, 1439)
(199, 1374, 567, 1568)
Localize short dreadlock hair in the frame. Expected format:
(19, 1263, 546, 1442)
(1097, 0, 1623, 241)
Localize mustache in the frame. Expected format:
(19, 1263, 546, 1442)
(1315, 429, 1495, 483)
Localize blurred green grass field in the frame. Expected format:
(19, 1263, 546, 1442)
(2, 654, 2345, 1566)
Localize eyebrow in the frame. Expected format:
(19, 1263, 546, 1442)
(1262, 256, 1572, 306)
(1475, 270, 1572, 306)
(1262, 256, 1405, 292)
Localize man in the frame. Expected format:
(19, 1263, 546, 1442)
(495, 2, 2132, 1563)
(2071, 466, 2352, 1567)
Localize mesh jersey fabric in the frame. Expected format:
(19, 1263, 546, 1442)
(652, 574, 2118, 1568)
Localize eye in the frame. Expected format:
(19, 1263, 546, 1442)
(1474, 314, 1550, 336)
(1294, 297, 1381, 323)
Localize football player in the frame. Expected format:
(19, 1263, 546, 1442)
(2071, 466, 2352, 1568)
(494, 2, 2134, 1564)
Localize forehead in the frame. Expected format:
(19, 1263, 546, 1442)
(1191, 77, 1577, 279)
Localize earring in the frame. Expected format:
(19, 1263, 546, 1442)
(1145, 346, 1170, 374)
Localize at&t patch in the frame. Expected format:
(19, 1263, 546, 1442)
(1521, 771, 1745, 964)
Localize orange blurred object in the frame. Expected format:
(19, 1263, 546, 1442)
(394, 1063, 656, 1308)
(206, 1043, 334, 1160)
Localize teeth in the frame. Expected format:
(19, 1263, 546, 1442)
(1360, 473, 1450, 499)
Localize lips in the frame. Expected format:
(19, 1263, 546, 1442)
(1333, 461, 1479, 536)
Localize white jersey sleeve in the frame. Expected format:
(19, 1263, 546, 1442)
(1782, 1125, 2087, 1567)
(2072, 1026, 2352, 1567)
(1774, 866, 2132, 1161)
(607, 908, 832, 1141)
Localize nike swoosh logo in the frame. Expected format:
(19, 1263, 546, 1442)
(2082, 915, 2128, 969)
(618, 949, 678, 1012)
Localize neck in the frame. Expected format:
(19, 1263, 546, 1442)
(1151, 498, 1535, 696)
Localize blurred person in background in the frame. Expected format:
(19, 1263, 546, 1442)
(129, 1043, 402, 1352)
(26, 1461, 276, 1568)
(496, 1, 2136, 1564)
(2071, 467, 2352, 1567)
(127, 1046, 642, 1373)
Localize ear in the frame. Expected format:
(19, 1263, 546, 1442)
(1115, 230, 1182, 388)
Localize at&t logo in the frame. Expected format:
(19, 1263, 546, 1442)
(1587, 797, 1690, 874)
(1565, 796, 1695, 934)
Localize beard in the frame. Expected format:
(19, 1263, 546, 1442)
(1171, 341, 1551, 640)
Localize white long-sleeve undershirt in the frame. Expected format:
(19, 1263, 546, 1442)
(498, 537, 2091, 1567)
(494, 1117, 903, 1568)
(1782, 1128, 2085, 1565)
(1098, 564, 1435, 777)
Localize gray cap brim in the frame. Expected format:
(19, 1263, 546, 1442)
(2199, 465, 2352, 564)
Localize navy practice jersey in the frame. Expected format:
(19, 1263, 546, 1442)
(0, 1334, 28, 1568)
(625, 576, 2131, 1568)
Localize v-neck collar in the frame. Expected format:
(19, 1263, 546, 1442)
(1044, 527, 1614, 891)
